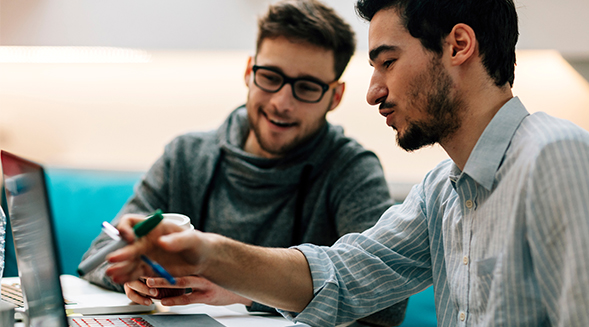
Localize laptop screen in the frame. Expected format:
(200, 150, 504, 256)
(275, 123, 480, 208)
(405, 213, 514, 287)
(1, 150, 69, 327)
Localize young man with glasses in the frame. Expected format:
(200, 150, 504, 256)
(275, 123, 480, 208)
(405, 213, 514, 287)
(82, 0, 407, 325)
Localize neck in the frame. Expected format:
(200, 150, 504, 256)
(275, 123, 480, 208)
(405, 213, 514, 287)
(440, 84, 514, 171)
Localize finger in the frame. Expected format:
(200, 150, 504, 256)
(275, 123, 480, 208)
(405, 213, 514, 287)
(117, 214, 148, 243)
(124, 283, 153, 306)
(106, 261, 146, 284)
(144, 277, 168, 288)
(106, 246, 137, 263)
(106, 239, 151, 263)
(126, 279, 154, 296)
(158, 229, 198, 252)
(146, 276, 193, 289)
(160, 293, 195, 306)
(160, 289, 221, 306)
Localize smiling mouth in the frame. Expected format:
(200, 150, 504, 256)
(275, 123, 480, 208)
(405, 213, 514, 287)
(262, 111, 297, 128)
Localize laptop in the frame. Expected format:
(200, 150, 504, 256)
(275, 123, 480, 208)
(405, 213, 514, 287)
(1, 150, 224, 327)
(2, 274, 154, 318)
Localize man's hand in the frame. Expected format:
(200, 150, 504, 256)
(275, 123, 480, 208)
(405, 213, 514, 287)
(105, 213, 314, 313)
(105, 214, 213, 284)
(125, 276, 253, 307)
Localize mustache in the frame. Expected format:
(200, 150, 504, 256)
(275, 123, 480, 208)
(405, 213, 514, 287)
(379, 101, 396, 110)
(259, 106, 292, 120)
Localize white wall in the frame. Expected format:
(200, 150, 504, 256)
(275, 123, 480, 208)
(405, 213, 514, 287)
(516, 0, 589, 55)
(1, 0, 588, 54)
(2, 0, 588, 81)
(0, 0, 361, 50)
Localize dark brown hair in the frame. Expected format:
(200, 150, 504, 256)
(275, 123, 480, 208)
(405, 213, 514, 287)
(356, 0, 519, 87)
(257, 0, 356, 80)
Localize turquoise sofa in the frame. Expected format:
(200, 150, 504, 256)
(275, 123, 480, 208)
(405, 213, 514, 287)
(2, 168, 143, 278)
(2, 168, 436, 326)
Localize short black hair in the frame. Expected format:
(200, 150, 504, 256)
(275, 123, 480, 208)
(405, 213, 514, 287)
(356, 0, 518, 87)
(257, 0, 356, 80)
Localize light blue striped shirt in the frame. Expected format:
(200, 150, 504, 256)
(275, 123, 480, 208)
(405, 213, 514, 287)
(289, 97, 589, 326)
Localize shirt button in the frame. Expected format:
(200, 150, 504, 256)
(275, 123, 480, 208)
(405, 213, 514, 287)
(463, 256, 469, 265)
(459, 312, 466, 321)
(465, 200, 473, 209)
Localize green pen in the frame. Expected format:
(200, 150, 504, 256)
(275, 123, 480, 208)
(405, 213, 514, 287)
(78, 210, 176, 285)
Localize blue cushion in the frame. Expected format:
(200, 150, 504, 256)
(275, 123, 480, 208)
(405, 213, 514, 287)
(46, 168, 144, 275)
(399, 286, 437, 326)
(2, 168, 143, 277)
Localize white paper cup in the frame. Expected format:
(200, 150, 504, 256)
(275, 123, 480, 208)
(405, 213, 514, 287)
(162, 213, 194, 230)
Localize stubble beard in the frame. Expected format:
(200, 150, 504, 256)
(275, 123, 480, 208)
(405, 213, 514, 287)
(249, 107, 300, 157)
(248, 96, 332, 158)
(396, 55, 463, 152)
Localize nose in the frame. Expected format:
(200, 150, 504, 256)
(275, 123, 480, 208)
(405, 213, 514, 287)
(366, 71, 388, 106)
(269, 83, 296, 111)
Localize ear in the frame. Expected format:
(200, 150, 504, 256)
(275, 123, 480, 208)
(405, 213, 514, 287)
(446, 23, 477, 67)
(328, 82, 346, 112)
(244, 56, 254, 87)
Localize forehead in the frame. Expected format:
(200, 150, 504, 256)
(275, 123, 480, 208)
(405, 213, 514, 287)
(256, 36, 336, 81)
(368, 8, 420, 59)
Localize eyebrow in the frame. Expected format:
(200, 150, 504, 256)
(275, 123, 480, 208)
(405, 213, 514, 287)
(257, 64, 332, 84)
(369, 45, 400, 62)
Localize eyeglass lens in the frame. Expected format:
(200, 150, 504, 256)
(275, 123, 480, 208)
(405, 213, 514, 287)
(254, 67, 326, 103)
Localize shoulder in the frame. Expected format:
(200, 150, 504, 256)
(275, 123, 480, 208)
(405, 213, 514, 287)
(323, 123, 381, 168)
(164, 130, 220, 156)
(510, 113, 589, 166)
(423, 159, 454, 183)
(412, 159, 456, 206)
(421, 159, 454, 192)
(518, 112, 589, 148)
(155, 130, 222, 173)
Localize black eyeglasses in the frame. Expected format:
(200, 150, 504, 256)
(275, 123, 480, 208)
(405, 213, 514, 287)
(252, 65, 339, 103)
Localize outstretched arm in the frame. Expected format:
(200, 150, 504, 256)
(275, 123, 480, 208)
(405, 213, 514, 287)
(106, 215, 314, 313)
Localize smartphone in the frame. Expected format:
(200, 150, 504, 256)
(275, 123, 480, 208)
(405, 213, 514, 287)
(138, 277, 188, 299)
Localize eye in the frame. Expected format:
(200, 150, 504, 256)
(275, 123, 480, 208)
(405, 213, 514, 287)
(258, 71, 282, 85)
(296, 81, 322, 93)
(383, 59, 396, 68)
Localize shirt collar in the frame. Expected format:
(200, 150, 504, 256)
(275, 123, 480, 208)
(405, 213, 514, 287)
(461, 97, 529, 190)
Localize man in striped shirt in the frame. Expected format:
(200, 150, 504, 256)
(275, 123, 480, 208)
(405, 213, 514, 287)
(106, 0, 589, 326)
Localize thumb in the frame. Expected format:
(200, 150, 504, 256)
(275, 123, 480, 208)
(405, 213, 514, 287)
(158, 229, 196, 252)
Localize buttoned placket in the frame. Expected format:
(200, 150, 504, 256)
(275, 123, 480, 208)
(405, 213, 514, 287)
(457, 176, 478, 326)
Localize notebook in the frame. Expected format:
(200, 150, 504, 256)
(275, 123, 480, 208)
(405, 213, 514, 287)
(1, 150, 224, 327)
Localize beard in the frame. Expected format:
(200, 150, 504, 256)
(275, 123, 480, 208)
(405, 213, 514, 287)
(388, 55, 463, 152)
(249, 111, 302, 156)
(247, 95, 333, 157)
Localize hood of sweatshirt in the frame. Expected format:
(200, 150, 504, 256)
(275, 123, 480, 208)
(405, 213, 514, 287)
(215, 105, 350, 190)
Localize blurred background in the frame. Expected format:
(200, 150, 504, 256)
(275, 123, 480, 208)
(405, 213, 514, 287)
(1, 0, 588, 185)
